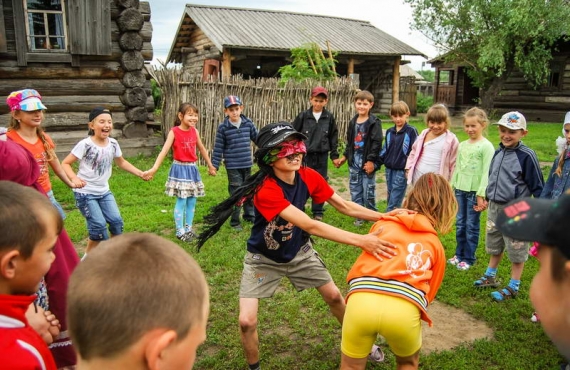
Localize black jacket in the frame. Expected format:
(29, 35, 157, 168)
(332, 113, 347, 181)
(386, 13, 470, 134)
(343, 114, 383, 169)
(292, 108, 339, 160)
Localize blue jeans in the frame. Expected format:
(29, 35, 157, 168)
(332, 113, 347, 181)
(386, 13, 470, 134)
(227, 168, 254, 226)
(385, 168, 407, 212)
(349, 166, 377, 211)
(46, 190, 66, 220)
(74, 191, 123, 241)
(454, 189, 481, 265)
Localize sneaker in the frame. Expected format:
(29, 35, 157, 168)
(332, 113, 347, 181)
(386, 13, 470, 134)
(313, 215, 323, 221)
(368, 344, 385, 362)
(531, 312, 540, 323)
(354, 219, 364, 227)
(448, 256, 460, 265)
(457, 261, 471, 271)
(178, 230, 197, 242)
(232, 224, 243, 231)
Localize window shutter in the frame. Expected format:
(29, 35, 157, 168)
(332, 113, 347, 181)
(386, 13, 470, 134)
(68, 0, 111, 55)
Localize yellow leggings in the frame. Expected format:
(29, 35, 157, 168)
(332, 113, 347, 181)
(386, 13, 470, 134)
(342, 292, 422, 358)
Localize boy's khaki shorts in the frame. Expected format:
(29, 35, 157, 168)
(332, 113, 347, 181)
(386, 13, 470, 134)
(239, 243, 333, 298)
(486, 201, 530, 263)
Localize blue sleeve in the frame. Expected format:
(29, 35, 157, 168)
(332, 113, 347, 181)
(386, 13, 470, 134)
(211, 124, 225, 169)
(540, 157, 559, 199)
(520, 150, 544, 198)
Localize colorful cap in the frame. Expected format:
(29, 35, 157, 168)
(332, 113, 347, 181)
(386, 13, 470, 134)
(256, 122, 307, 149)
(6, 89, 47, 112)
(496, 190, 570, 259)
(224, 95, 242, 108)
(89, 107, 112, 122)
(311, 86, 328, 98)
(495, 111, 526, 130)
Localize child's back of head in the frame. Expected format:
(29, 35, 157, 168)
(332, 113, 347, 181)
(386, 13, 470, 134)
(403, 173, 457, 233)
(68, 232, 209, 369)
(0, 181, 61, 295)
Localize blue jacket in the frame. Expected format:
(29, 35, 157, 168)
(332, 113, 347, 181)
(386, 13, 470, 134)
(486, 142, 544, 203)
(212, 115, 257, 170)
(292, 108, 339, 159)
(379, 123, 418, 170)
(541, 153, 570, 199)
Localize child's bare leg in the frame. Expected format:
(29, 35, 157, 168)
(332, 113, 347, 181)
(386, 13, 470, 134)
(488, 253, 503, 269)
(340, 353, 367, 369)
(511, 261, 524, 280)
(395, 350, 420, 370)
(316, 281, 345, 324)
(85, 239, 101, 253)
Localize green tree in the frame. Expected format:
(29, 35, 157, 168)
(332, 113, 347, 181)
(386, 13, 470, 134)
(404, 0, 570, 111)
(278, 42, 338, 83)
(417, 69, 435, 82)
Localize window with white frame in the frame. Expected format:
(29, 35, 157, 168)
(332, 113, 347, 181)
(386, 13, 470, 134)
(24, 0, 67, 51)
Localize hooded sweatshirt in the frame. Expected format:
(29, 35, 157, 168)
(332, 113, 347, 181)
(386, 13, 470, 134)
(346, 212, 445, 326)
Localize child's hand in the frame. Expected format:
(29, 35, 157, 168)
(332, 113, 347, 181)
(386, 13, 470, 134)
(142, 170, 153, 181)
(363, 161, 375, 175)
(26, 305, 60, 345)
(208, 165, 217, 176)
(336, 157, 346, 168)
(71, 177, 86, 188)
(473, 196, 488, 212)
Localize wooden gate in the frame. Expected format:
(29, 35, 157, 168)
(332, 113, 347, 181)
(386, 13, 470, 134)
(399, 76, 417, 116)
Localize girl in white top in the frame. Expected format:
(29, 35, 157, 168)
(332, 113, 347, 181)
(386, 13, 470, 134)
(405, 104, 459, 185)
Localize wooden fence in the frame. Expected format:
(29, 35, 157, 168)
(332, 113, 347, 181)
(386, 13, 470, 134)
(399, 76, 418, 116)
(149, 67, 359, 156)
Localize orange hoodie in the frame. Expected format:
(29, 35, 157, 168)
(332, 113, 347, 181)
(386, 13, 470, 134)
(346, 213, 446, 326)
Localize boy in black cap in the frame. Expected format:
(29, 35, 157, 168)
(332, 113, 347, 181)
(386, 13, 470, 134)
(497, 190, 570, 361)
(292, 86, 340, 220)
(197, 122, 400, 369)
(212, 95, 258, 231)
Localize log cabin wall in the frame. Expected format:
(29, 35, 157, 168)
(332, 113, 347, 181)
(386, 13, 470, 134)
(354, 58, 396, 114)
(0, 0, 154, 138)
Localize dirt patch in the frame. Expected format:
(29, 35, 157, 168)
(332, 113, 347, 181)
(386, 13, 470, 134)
(329, 177, 495, 353)
(421, 300, 493, 354)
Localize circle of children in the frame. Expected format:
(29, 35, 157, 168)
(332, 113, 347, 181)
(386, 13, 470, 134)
(1, 86, 569, 370)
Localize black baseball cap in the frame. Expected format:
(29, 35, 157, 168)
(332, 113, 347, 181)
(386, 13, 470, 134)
(255, 122, 307, 149)
(89, 107, 112, 122)
(496, 190, 570, 259)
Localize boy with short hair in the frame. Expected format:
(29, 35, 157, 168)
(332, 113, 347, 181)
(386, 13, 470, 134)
(496, 190, 570, 361)
(337, 90, 383, 226)
(0, 180, 59, 370)
(293, 86, 340, 220)
(380, 101, 418, 211)
(473, 111, 544, 301)
(67, 232, 209, 370)
(212, 95, 258, 231)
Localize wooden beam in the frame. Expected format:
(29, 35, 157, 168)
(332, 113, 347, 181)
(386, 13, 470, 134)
(347, 58, 354, 75)
(392, 57, 401, 104)
(222, 48, 232, 80)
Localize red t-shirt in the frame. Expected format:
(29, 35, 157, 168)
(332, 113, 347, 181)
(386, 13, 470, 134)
(172, 126, 198, 162)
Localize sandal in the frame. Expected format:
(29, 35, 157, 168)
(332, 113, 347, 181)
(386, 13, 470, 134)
(368, 344, 385, 362)
(473, 275, 500, 288)
(491, 286, 518, 302)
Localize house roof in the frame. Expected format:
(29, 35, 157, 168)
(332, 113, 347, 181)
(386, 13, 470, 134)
(400, 64, 424, 80)
(167, 4, 426, 63)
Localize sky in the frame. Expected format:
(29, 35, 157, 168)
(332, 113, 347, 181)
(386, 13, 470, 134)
(148, 0, 439, 71)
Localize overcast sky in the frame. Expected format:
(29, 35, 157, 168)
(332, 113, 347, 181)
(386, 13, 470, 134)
(148, 0, 438, 70)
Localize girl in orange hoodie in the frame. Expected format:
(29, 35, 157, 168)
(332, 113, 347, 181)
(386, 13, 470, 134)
(341, 173, 457, 370)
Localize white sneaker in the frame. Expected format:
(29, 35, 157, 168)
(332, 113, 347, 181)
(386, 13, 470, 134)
(448, 256, 460, 265)
(457, 261, 471, 271)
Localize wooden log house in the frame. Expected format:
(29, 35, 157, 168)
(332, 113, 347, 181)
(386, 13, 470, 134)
(430, 40, 570, 121)
(167, 4, 425, 114)
(0, 0, 161, 157)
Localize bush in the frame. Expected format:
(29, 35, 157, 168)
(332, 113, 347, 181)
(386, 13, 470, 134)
(417, 92, 433, 113)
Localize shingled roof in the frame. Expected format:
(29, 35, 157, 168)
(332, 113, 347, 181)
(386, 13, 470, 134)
(168, 4, 425, 63)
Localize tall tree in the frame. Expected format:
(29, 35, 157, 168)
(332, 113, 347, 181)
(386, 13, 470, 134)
(404, 0, 570, 111)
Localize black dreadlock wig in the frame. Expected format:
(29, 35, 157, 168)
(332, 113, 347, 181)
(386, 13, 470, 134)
(195, 147, 276, 251)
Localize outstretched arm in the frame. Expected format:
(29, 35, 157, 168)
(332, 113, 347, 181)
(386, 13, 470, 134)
(61, 153, 86, 188)
(147, 130, 175, 177)
(48, 157, 75, 188)
(279, 204, 396, 260)
(115, 156, 145, 179)
(326, 193, 383, 221)
(196, 131, 217, 176)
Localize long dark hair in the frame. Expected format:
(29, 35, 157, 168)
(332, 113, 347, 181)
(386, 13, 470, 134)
(196, 147, 275, 250)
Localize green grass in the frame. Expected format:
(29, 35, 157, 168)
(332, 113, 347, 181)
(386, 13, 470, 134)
(52, 123, 565, 369)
